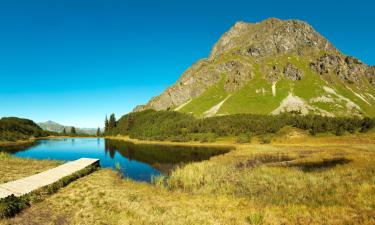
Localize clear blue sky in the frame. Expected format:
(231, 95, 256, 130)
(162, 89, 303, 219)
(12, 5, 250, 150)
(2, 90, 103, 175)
(0, 0, 374, 128)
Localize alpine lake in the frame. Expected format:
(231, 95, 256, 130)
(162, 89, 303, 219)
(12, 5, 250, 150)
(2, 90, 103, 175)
(0, 138, 231, 182)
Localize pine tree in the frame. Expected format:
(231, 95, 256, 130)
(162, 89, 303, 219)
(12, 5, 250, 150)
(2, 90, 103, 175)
(62, 128, 66, 135)
(71, 126, 76, 135)
(109, 113, 117, 131)
(96, 127, 101, 137)
(104, 116, 109, 133)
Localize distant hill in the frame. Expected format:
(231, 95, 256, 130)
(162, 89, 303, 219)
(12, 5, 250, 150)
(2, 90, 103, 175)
(135, 18, 375, 118)
(0, 117, 49, 141)
(37, 121, 97, 135)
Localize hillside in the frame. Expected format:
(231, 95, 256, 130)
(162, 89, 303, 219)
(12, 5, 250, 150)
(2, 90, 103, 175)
(0, 117, 49, 141)
(38, 121, 96, 135)
(134, 18, 375, 117)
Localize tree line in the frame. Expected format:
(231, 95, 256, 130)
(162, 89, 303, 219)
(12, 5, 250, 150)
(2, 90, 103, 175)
(102, 110, 375, 142)
(104, 113, 117, 135)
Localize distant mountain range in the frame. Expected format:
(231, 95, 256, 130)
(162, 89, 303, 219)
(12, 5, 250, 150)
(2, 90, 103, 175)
(135, 18, 375, 118)
(37, 121, 97, 135)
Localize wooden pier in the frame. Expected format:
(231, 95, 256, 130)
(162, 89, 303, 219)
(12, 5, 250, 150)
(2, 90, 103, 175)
(0, 158, 99, 199)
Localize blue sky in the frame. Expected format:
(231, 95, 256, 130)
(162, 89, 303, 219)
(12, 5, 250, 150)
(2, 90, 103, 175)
(0, 0, 374, 128)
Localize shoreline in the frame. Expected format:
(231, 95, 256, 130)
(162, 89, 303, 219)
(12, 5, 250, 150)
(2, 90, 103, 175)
(105, 135, 237, 148)
(2, 130, 373, 149)
(106, 130, 375, 148)
(0, 135, 96, 148)
(0, 139, 35, 148)
(38, 135, 96, 139)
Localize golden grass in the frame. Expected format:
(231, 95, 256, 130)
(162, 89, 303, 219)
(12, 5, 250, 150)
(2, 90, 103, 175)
(0, 140, 34, 147)
(1, 132, 375, 224)
(154, 142, 375, 224)
(2, 170, 256, 225)
(0, 153, 61, 184)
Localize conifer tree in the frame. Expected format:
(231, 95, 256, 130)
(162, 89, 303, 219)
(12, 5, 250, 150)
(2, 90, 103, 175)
(71, 126, 76, 135)
(96, 127, 101, 137)
(104, 116, 109, 133)
(109, 113, 117, 131)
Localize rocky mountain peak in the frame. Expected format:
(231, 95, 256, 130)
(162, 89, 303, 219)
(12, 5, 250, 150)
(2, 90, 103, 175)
(209, 18, 336, 60)
(134, 18, 375, 117)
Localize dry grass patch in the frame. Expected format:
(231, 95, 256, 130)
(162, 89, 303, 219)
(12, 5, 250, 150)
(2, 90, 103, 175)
(1, 134, 375, 224)
(2, 167, 374, 224)
(1, 170, 257, 225)
(157, 143, 375, 223)
(0, 153, 61, 184)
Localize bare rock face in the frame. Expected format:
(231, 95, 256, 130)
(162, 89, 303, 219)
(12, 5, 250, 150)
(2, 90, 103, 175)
(366, 66, 375, 86)
(216, 60, 254, 92)
(209, 18, 336, 60)
(134, 59, 221, 111)
(283, 63, 304, 81)
(310, 54, 371, 85)
(265, 65, 282, 82)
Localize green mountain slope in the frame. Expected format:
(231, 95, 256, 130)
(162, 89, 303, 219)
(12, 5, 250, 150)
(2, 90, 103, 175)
(0, 117, 49, 141)
(135, 18, 375, 117)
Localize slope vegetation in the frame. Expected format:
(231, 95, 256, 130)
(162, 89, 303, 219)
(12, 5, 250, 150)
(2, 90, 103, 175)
(135, 18, 375, 118)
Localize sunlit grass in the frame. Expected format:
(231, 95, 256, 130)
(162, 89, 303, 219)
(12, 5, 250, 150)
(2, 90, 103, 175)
(1, 132, 375, 224)
(0, 153, 61, 184)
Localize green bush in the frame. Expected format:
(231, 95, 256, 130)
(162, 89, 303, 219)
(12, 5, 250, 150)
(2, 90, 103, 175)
(199, 133, 217, 143)
(259, 135, 272, 144)
(0, 195, 29, 218)
(236, 134, 252, 144)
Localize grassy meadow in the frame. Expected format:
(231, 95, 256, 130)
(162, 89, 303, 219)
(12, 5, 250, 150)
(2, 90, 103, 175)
(1, 131, 375, 224)
(0, 153, 61, 184)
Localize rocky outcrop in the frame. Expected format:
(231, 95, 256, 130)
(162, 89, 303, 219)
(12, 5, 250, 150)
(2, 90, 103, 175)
(283, 63, 304, 81)
(134, 59, 221, 111)
(209, 18, 336, 60)
(310, 54, 373, 85)
(217, 60, 254, 92)
(366, 66, 375, 86)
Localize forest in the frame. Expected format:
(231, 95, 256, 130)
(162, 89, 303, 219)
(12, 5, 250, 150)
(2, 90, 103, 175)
(0, 117, 50, 141)
(104, 110, 375, 142)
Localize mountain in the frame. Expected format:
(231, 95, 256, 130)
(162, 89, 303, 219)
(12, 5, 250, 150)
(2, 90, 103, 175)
(37, 121, 97, 135)
(0, 117, 49, 141)
(134, 18, 375, 118)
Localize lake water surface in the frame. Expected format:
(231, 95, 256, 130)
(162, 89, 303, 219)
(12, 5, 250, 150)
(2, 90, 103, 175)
(0, 138, 230, 182)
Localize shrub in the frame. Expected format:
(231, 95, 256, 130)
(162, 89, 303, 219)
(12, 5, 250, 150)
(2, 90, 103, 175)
(259, 135, 271, 144)
(246, 213, 264, 225)
(0, 195, 29, 218)
(199, 133, 217, 143)
(236, 134, 251, 144)
(0, 164, 98, 218)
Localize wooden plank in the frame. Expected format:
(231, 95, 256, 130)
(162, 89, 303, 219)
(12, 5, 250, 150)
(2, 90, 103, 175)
(0, 158, 99, 199)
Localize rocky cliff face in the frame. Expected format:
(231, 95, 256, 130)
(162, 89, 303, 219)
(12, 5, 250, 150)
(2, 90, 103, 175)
(310, 54, 373, 85)
(134, 18, 375, 117)
(209, 18, 336, 60)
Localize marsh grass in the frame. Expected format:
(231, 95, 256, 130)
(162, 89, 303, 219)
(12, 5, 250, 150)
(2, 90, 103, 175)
(158, 144, 375, 218)
(284, 156, 352, 172)
(1, 133, 375, 224)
